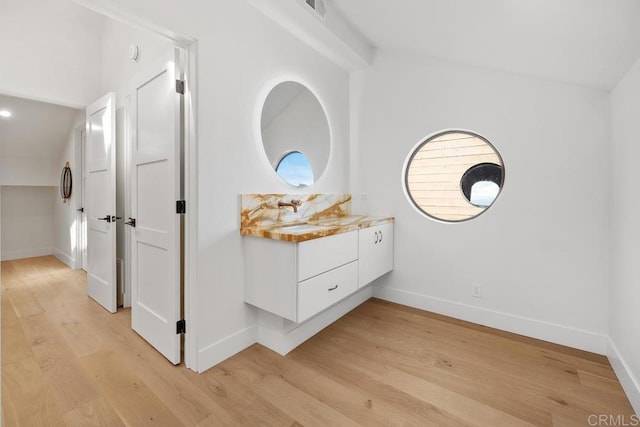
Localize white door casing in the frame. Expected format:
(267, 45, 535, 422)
(74, 126, 88, 271)
(129, 50, 182, 364)
(86, 93, 117, 313)
(81, 128, 88, 270)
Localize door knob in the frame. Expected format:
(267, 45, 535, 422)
(124, 218, 136, 227)
(97, 215, 111, 223)
(77, 207, 84, 213)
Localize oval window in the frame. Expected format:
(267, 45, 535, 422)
(403, 130, 504, 222)
(275, 151, 314, 188)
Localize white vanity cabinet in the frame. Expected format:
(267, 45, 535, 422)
(244, 231, 358, 323)
(244, 221, 394, 324)
(358, 222, 394, 288)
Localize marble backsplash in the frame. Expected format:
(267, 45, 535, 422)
(240, 194, 352, 229)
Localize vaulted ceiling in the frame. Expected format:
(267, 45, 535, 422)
(332, 0, 640, 90)
(3, 0, 639, 165)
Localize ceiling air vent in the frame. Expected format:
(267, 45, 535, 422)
(305, 0, 326, 19)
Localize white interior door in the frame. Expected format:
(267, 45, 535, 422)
(129, 50, 182, 364)
(86, 93, 117, 313)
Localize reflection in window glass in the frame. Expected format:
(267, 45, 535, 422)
(460, 162, 503, 208)
(276, 151, 314, 188)
(470, 181, 500, 207)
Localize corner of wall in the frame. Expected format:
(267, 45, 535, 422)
(53, 248, 77, 269)
(196, 325, 257, 373)
(608, 53, 640, 416)
(608, 338, 640, 415)
(0, 247, 54, 262)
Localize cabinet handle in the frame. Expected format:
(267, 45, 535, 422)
(374, 231, 379, 244)
(379, 231, 383, 243)
(328, 285, 338, 291)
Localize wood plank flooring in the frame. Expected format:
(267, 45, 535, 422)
(2, 256, 635, 426)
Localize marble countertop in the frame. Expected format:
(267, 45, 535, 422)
(240, 215, 394, 243)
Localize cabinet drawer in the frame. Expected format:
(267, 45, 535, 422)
(297, 231, 358, 281)
(297, 261, 358, 322)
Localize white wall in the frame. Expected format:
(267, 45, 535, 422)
(1, 186, 56, 261)
(1, 110, 84, 265)
(0, 0, 104, 107)
(609, 56, 640, 413)
(52, 111, 85, 268)
(86, 0, 351, 371)
(0, 157, 58, 186)
(352, 52, 611, 353)
(0, 112, 82, 264)
(193, 1, 349, 370)
(100, 18, 175, 105)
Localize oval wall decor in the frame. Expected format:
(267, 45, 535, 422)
(60, 162, 72, 203)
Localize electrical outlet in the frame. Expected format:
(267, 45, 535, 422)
(472, 282, 482, 298)
(360, 193, 369, 200)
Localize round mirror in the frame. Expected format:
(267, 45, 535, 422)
(260, 81, 330, 187)
(403, 130, 505, 222)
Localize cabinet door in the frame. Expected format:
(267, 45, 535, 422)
(358, 223, 394, 287)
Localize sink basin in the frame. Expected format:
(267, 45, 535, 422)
(270, 223, 333, 234)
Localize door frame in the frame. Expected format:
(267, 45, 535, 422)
(75, 0, 199, 371)
(183, 41, 199, 371)
(74, 123, 87, 270)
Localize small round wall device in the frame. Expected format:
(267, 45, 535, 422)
(128, 44, 140, 61)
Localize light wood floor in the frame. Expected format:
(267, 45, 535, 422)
(1, 256, 635, 426)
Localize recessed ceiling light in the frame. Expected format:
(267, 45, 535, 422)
(0, 110, 12, 118)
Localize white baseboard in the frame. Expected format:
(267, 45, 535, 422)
(374, 286, 608, 355)
(608, 338, 640, 415)
(1, 247, 53, 261)
(197, 325, 257, 373)
(53, 248, 76, 269)
(257, 287, 373, 355)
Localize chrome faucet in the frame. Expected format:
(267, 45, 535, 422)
(278, 199, 302, 213)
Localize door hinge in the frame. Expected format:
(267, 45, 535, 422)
(176, 200, 186, 214)
(175, 79, 185, 95)
(176, 319, 186, 334)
